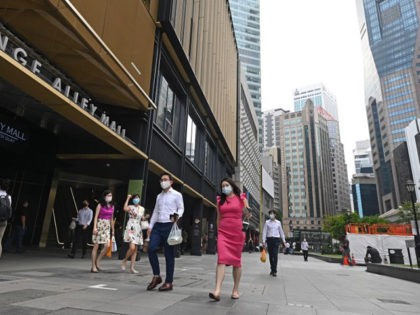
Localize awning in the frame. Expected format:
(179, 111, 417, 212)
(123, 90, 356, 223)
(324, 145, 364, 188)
(0, 0, 156, 111)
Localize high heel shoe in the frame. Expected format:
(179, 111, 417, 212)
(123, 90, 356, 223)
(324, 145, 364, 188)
(121, 260, 127, 271)
(90, 268, 98, 273)
(130, 268, 139, 274)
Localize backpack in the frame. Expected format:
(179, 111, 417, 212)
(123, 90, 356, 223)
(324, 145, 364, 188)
(0, 194, 12, 221)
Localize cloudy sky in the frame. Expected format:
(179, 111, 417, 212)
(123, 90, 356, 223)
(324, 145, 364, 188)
(260, 0, 368, 179)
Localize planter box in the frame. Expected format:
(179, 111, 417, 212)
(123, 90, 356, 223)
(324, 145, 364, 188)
(366, 264, 420, 284)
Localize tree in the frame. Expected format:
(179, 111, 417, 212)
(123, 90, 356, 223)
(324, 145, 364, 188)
(397, 201, 420, 224)
(323, 212, 387, 241)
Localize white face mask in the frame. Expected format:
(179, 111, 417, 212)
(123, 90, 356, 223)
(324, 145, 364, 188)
(222, 185, 232, 195)
(105, 196, 112, 203)
(160, 180, 171, 190)
(269, 213, 275, 219)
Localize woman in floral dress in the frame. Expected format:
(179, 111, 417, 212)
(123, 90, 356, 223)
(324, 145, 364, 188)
(121, 194, 144, 273)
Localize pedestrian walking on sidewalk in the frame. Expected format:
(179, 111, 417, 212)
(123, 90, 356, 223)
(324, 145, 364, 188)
(121, 194, 144, 274)
(6, 199, 29, 253)
(209, 178, 251, 301)
(91, 190, 115, 273)
(262, 210, 285, 277)
(0, 179, 12, 258)
(301, 238, 309, 261)
(68, 200, 93, 259)
(146, 173, 184, 292)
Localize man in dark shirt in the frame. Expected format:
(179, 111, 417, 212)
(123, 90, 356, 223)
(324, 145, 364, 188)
(364, 246, 382, 264)
(7, 200, 29, 253)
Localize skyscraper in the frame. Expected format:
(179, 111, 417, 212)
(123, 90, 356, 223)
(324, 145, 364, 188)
(356, 0, 420, 212)
(229, 0, 262, 147)
(293, 84, 351, 213)
(262, 108, 289, 148)
(280, 100, 335, 234)
(352, 140, 379, 217)
(294, 84, 339, 120)
(353, 140, 373, 174)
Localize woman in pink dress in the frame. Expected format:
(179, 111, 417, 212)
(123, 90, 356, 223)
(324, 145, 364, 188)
(209, 178, 251, 301)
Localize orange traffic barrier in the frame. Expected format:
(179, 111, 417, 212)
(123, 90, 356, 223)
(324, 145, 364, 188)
(346, 223, 412, 236)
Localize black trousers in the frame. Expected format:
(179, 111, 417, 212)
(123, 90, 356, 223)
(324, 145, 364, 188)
(71, 225, 89, 256)
(303, 250, 308, 261)
(267, 237, 281, 273)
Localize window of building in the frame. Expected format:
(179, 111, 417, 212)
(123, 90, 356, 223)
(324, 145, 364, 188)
(155, 72, 184, 146)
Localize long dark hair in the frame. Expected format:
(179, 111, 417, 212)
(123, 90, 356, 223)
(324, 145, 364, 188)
(219, 177, 241, 205)
(99, 189, 114, 207)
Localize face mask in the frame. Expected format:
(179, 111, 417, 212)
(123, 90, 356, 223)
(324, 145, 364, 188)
(222, 185, 232, 195)
(132, 198, 140, 205)
(161, 180, 171, 190)
(105, 196, 112, 203)
(269, 213, 275, 219)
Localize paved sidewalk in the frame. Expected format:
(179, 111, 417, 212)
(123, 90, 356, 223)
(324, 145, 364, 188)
(0, 249, 419, 314)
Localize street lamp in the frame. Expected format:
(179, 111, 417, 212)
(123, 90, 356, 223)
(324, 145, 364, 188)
(289, 220, 293, 238)
(406, 179, 420, 268)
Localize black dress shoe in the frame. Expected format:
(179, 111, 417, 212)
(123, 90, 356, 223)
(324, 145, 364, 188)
(158, 283, 173, 291)
(67, 254, 75, 259)
(273, 272, 277, 277)
(147, 276, 162, 290)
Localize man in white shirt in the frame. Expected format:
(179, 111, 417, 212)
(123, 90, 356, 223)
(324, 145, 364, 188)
(147, 173, 184, 292)
(68, 200, 93, 259)
(262, 210, 285, 277)
(301, 238, 309, 261)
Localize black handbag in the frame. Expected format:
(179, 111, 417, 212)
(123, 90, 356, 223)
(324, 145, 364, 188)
(242, 219, 249, 232)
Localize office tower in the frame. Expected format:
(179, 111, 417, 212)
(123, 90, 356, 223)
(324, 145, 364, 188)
(352, 140, 379, 217)
(280, 100, 335, 235)
(235, 71, 261, 228)
(262, 108, 289, 148)
(405, 119, 420, 202)
(353, 140, 374, 174)
(294, 84, 339, 120)
(294, 84, 351, 214)
(229, 0, 262, 147)
(262, 146, 282, 213)
(356, 0, 420, 212)
(352, 174, 380, 217)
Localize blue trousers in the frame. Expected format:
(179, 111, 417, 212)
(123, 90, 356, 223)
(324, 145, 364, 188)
(267, 237, 281, 273)
(148, 222, 175, 283)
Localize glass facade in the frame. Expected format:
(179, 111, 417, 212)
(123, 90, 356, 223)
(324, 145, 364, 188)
(229, 0, 262, 147)
(363, 0, 419, 144)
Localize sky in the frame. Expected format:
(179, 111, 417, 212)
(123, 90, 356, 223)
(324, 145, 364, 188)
(260, 0, 368, 179)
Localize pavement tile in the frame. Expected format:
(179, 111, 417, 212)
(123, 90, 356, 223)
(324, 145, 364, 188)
(1, 250, 420, 315)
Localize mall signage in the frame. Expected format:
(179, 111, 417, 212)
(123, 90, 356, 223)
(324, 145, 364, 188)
(0, 26, 127, 139)
(0, 120, 27, 144)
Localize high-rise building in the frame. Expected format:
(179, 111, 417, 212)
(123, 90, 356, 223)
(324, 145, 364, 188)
(294, 84, 351, 214)
(229, 0, 262, 147)
(294, 84, 339, 120)
(351, 140, 379, 217)
(0, 0, 238, 253)
(262, 108, 289, 148)
(280, 100, 335, 235)
(235, 70, 261, 229)
(405, 119, 420, 202)
(352, 174, 380, 217)
(353, 140, 373, 174)
(262, 146, 281, 213)
(356, 0, 420, 213)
